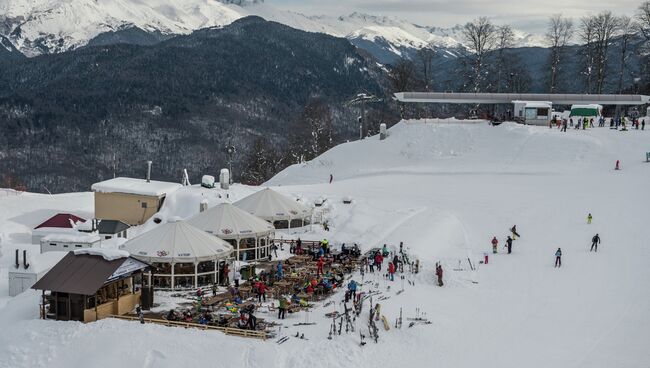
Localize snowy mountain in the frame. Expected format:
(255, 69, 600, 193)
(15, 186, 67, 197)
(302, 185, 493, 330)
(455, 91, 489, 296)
(0, 0, 546, 61)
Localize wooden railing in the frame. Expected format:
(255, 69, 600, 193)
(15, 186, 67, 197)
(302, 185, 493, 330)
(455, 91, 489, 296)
(108, 315, 268, 340)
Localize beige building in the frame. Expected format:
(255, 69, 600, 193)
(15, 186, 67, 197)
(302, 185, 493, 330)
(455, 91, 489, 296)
(91, 177, 182, 225)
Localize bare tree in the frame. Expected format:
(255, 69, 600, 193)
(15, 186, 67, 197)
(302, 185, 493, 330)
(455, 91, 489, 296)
(591, 11, 620, 93)
(388, 59, 417, 117)
(495, 25, 515, 93)
(545, 14, 573, 92)
(637, 1, 650, 39)
(578, 16, 597, 93)
(416, 47, 435, 91)
(462, 17, 497, 92)
(616, 16, 637, 93)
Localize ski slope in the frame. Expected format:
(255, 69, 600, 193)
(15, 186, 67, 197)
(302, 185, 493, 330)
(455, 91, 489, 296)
(0, 121, 649, 367)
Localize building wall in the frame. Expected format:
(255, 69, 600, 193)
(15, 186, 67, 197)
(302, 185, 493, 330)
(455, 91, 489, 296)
(40, 240, 98, 253)
(94, 192, 163, 225)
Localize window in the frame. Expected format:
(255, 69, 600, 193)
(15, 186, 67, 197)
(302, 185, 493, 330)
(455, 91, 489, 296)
(50, 243, 56, 246)
(105, 236, 112, 240)
(75, 244, 83, 248)
(141, 202, 148, 208)
(63, 244, 68, 248)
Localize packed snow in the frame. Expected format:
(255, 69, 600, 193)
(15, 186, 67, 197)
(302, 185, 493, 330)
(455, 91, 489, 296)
(0, 120, 649, 367)
(73, 248, 129, 261)
(91, 177, 182, 196)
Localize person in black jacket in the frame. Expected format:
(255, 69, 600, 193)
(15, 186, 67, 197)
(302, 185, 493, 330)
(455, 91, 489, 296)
(505, 236, 513, 254)
(590, 234, 601, 252)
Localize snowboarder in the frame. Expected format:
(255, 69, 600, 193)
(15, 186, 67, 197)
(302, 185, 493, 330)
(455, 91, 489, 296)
(615, 160, 620, 170)
(587, 213, 593, 224)
(590, 234, 601, 252)
(505, 236, 513, 254)
(491, 236, 498, 254)
(278, 295, 288, 319)
(388, 262, 395, 281)
(329, 174, 333, 183)
(435, 263, 443, 287)
(555, 248, 562, 268)
(510, 225, 520, 239)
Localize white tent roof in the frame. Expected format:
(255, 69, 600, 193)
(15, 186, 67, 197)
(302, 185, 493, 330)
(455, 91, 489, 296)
(121, 221, 233, 263)
(234, 188, 312, 222)
(187, 203, 274, 240)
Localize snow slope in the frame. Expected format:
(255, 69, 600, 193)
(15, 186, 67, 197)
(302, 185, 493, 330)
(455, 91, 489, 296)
(1, 121, 648, 367)
(0, 0, 544, 57)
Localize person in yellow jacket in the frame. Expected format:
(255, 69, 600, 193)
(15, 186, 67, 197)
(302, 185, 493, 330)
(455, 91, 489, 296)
(587, 213, 593, 224)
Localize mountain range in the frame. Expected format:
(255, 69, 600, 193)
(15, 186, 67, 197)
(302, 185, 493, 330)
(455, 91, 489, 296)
(0, 0, 546, 62)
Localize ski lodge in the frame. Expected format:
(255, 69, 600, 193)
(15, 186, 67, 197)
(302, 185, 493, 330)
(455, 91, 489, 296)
(394, 92, 650, 125)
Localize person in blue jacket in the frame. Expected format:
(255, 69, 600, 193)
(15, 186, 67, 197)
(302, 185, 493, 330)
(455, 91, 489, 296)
(555, 248, 562, 268)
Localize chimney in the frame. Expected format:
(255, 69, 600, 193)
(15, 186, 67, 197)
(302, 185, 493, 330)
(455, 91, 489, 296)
(23, 250, 29, 270)
(146, 161, 152, 182)
(15, 249, 19, 269)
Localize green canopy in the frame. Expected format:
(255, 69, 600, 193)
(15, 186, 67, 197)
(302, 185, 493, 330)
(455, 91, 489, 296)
(570, 107, 599, 117)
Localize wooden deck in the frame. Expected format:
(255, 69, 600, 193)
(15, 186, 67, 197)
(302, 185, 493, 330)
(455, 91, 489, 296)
(109, 315, 268, 340)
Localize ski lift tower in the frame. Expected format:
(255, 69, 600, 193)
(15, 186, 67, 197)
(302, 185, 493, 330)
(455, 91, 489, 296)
(346, 93, 382, 140)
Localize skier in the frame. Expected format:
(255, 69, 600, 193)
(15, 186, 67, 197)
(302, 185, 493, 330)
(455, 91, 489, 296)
(615, 160, 620, 170)
(561, 119, 567, 132)
(590, 233, 601, 252)
(348, 279, 358, 300)
(392, 254, 400, 272)
(374, 251, 384, 272)
(587, 213, 593, 224)
(278, 295, 288, 319)
(435, 263, 444, 287)
(642, 119, 645, 130)
(222, 263, 230, 286)
(329, 174, 333, 183)
(491, 236, 498, 254)
(554, 248, 562, 268)
(382, 244, 389, 257)
(295, 238, 303, 255)
(388, 262, 395, 281)
(510, 225, 520, 239)
(317, 256, 324, 276)
(276, 261, 284, 280)
(234, 269, 241, 288)
(256, 280, 267, 303)
(505, 236, 513, 254)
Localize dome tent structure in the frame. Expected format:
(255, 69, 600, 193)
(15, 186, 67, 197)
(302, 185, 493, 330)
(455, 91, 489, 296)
(234, 188, 312, 229)
(187, 203, 275, 261)
(121, 220, 233, 289)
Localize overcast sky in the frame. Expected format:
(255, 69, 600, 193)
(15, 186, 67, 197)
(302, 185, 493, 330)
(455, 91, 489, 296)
(270, 0, 641, 34)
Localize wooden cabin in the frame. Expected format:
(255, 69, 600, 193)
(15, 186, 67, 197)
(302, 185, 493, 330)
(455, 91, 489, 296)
(32, 250, 151, 322)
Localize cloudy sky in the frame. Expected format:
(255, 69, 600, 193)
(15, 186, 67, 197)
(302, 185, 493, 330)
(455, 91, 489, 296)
(270, 0, 641, 34)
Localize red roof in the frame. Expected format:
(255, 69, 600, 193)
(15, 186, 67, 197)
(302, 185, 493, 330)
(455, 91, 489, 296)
(35, 213, 86, 229)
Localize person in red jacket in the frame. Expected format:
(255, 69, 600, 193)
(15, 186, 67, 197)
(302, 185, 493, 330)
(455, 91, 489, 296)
(317, 256, 324, 276)
(256, 281, 267, 303)
(388, 261, 395, 281)
(491, 236, 498, 254)
(374, 251, 384, 272)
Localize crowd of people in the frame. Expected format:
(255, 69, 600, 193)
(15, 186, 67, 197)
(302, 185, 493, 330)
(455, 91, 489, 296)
(550, 115, 646, 131)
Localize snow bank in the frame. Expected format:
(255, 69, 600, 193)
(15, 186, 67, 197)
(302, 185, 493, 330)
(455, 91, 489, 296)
(73, 248, 129, 261)
(41, 233, 100, 243)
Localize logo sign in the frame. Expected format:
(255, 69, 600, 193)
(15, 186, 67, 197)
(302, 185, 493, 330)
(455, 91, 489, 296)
(157, 250, 169, 257)
(289, 210, 298, 215)
(221, 228, 233, 235)
(240, 230, 252, 234)
(177, 253, 190, 257)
